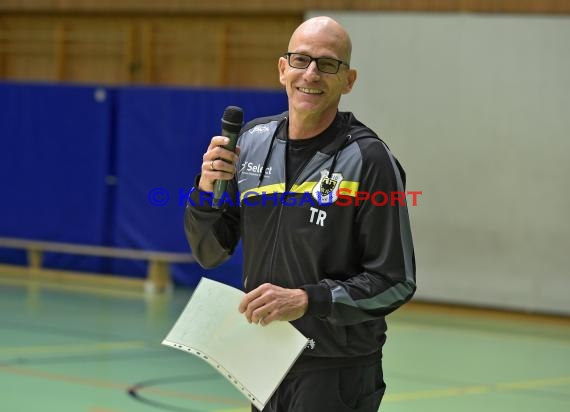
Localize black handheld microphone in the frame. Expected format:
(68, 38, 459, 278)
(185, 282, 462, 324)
(213, 106, 244, 209)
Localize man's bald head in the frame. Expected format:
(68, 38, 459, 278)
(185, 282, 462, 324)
(289, 16, 352, 64)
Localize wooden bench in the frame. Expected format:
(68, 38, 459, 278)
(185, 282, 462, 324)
(0, 237, 195, 294)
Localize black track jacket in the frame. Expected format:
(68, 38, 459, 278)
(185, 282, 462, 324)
(185, 111, 416, 369)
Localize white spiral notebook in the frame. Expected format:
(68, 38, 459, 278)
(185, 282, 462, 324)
(161, 277, 308, 410)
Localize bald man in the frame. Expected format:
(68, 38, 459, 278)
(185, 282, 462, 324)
(185, 16, 416, 411)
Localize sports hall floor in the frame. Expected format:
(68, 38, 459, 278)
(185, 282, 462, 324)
(1, 274, 568, 412)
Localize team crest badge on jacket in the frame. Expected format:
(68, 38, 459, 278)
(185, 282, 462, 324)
(311, 170, 343, 205)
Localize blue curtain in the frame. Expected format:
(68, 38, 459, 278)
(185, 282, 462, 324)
(0, 82, 287, 288)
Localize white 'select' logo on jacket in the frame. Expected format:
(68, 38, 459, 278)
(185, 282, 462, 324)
(239, 161, 272, 178)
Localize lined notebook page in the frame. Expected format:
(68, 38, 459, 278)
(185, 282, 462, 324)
(162, 277, 308, 410)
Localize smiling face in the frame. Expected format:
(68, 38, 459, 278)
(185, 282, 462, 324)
(278, 17, 357, 136)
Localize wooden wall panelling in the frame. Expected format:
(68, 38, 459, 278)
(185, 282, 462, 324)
(0, 17, 57, 81)
(144, 15, 299, 87)
(0, 14, 301, 87)
(64, 19, 127, 84)
(225, 16, 299, 88)
(219, 22, 229, 86)
(1, 1, 569, 14)
(149, 18, 223, 86)
(0, 16, 133, 84)
(124, 23, 136, 83)
(141, 22, 155, 83)
(54, 22, 66, 81)
(0, 19, 5, 77)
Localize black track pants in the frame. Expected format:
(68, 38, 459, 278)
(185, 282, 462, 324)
(252, 362, 385, 412)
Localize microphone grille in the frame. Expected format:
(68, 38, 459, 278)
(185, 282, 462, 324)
(223, 106, 244, 126)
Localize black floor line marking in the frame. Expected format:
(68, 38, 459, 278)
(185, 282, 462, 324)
(127, 374, 226, 412)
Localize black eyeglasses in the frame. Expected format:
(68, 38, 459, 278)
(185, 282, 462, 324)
(283, 52, 349, 74)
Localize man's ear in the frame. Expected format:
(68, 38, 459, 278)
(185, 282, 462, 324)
(342, 69, 357, 94)
(278, 57, 287, 87)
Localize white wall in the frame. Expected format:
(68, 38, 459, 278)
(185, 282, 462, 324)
(309, 12, 570, 314)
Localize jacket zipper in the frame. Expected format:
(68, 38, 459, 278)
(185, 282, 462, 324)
(266, 150, 314, 283)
